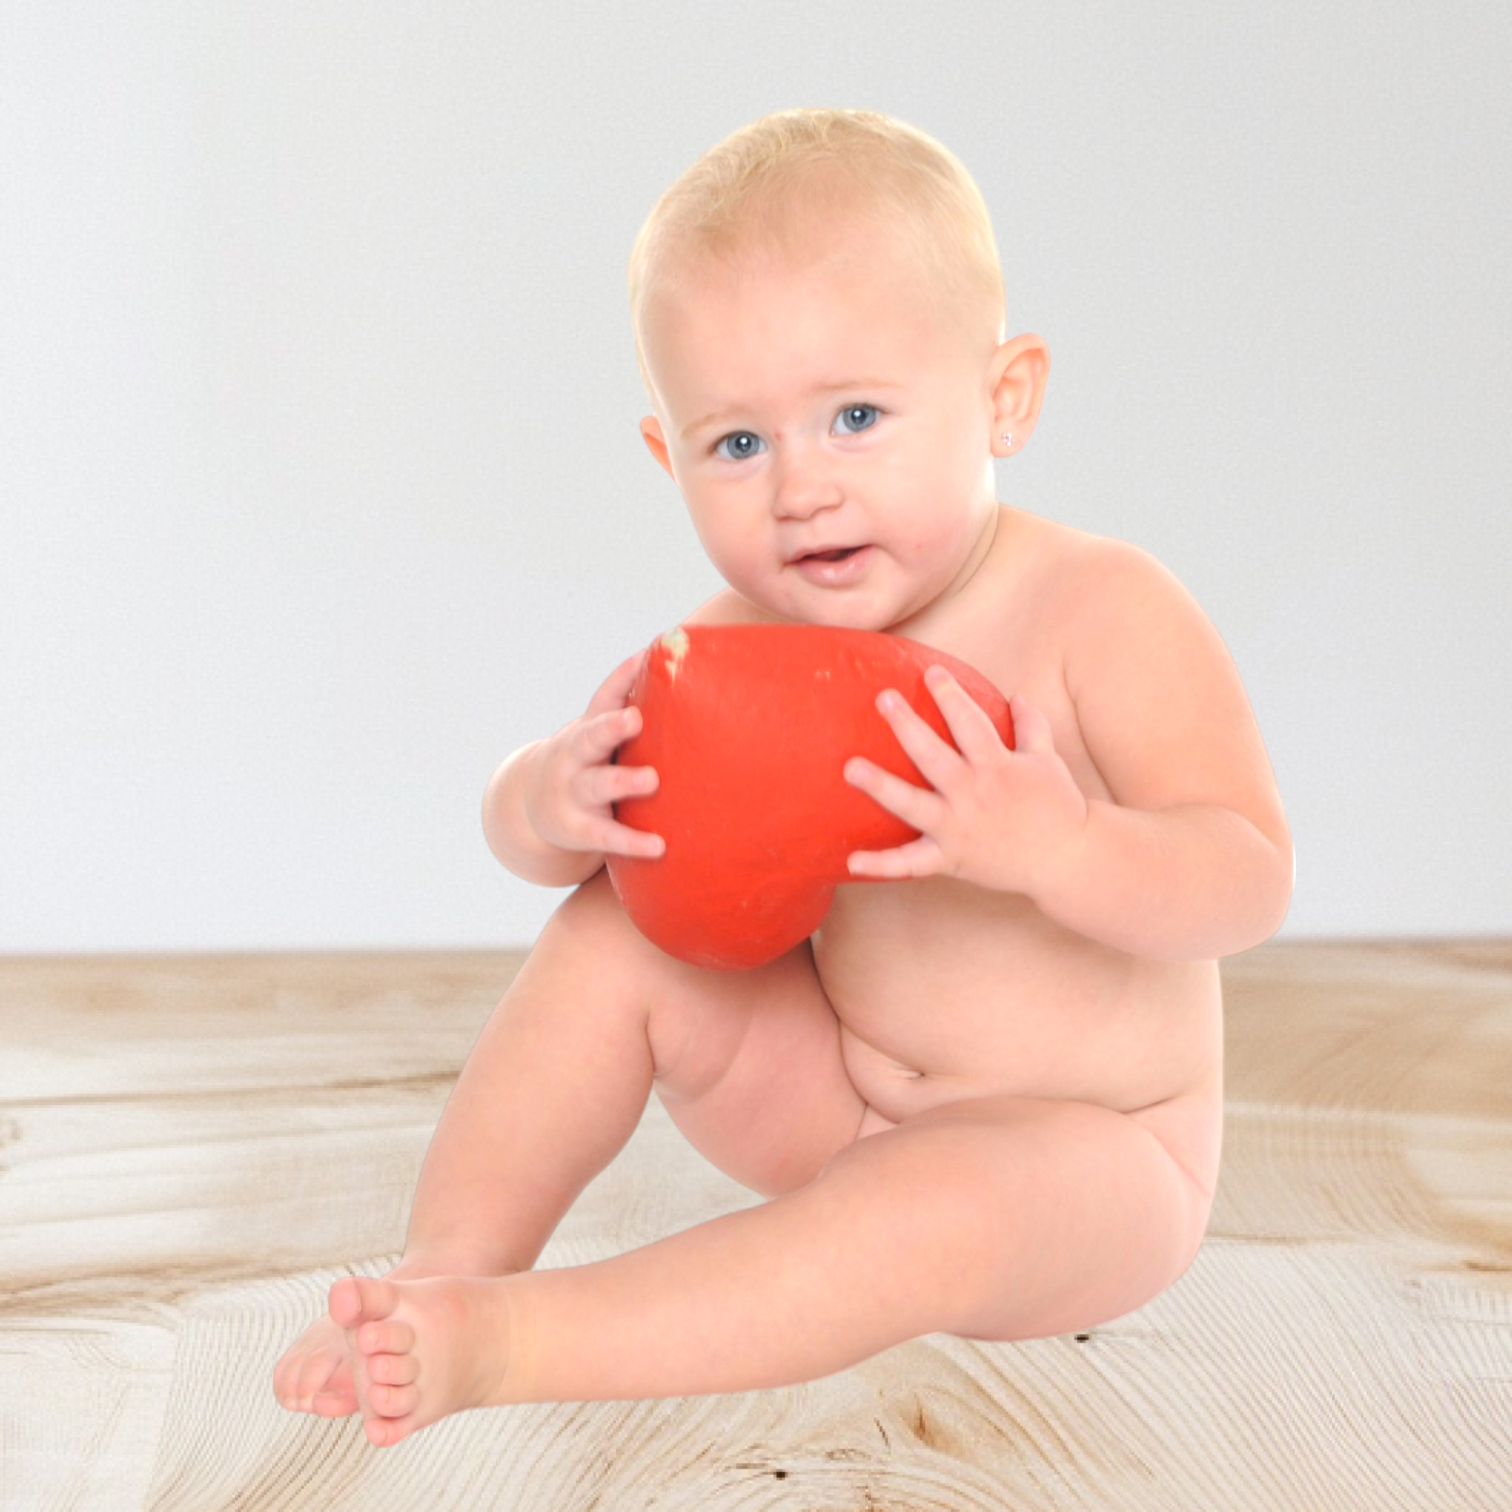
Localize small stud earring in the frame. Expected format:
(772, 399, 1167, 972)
(1000, 431, 1013, 450)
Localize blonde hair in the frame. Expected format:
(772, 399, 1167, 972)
(628, 107, 1006, 392)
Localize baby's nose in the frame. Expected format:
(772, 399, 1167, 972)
(772, 448, 843, 517)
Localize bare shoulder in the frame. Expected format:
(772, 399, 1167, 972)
(1014, 522, 1222, 678)
(1039, 523, 1286, 845)
(1013, 516, 1193, 616)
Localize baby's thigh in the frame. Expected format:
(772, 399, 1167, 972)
(843, 1092, 1213, 1341)
(648, 934, 869, 1199)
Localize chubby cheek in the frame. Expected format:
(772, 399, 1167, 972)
(897, 502, 967, 580)
(902, 451, 992, 561)
(684, 502, 767, 594)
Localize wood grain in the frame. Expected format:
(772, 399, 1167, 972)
(2, 942, 1509, 1509)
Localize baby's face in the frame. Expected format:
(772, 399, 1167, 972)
(639, 226, 1008, 634)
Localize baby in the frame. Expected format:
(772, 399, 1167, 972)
(274, 107, 1292, 1448)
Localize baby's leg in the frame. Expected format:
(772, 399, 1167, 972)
(340, 1089, 1212, 1444)
(273, 868, 868, 1418)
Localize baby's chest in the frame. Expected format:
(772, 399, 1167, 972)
(929, 624, 1111, 804)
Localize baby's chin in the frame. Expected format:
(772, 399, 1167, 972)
(736, 576, 920, 635)
(765, 598, 902, 635)
(778, 592, 939, 639)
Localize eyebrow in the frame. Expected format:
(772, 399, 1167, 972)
(680, 380, 903, 440)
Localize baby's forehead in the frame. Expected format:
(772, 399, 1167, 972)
(670, 207, 926, 311)
(635, 165, 1002, 386)
(711, 187, 904, 270)
(643, 261, 980, 428)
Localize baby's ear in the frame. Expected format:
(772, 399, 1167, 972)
(639, 417, 675, 478)
(989, 334, 1051, 444)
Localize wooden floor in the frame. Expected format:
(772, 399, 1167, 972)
(2, 940, 1509, 1510)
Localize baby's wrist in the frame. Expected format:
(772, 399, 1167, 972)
(485, 745, 595, 884)
(1019, 797, 1097, 919)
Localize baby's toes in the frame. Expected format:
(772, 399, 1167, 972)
(363, 1411, 418, 1449)
(278, 1350, 337, 1411)
(331, 1274, 402, 1331)
(310, 1368, 359, 1417)
(367, 1350, 420, 1388)
(273, 1341, 316, 1407)
(327, 1275, 368, 1329)
(357, 1318, 415, 1359)
(290, 1360, 331, 1409)
(365, 1379, 419, 1421)
(272, 1355, 300, 1408)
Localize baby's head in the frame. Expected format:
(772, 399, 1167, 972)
(629, 109, 1047, 632)
(629, 108, 1007, 392)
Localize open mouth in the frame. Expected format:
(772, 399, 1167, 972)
(799, 547, 861, 563)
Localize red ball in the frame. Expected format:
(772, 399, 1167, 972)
(606, 624, 1013, 969)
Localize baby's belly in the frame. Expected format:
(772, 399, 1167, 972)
(812, 878, 1223, 1125)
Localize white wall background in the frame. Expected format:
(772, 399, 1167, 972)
(2, 1, 1507, 952)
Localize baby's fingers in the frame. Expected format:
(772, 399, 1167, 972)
(594, 765, 664, 858)
(582, 759, 657, 808)
(847, 835, 943, 880)
(595, 816, 666, 860)
(844, 754, 941, 831)
(584, 650, 648, 718)
(576, 704, 644, 766)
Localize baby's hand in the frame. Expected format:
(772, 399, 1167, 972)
(843, 668, 1088, 898)
(523, 652, 665, 861)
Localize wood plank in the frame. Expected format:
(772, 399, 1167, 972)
(2, 941, 1509, 1509)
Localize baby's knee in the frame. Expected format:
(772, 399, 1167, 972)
(548, 868, 650, 954)
(534, 867, 692, 1012)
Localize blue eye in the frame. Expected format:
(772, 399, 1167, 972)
(835, 404, 879, 435)
(714, 431, 765, 460)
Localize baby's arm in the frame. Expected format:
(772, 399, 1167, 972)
(1028, 543, 1293, 959)
(482, 652, 665, 886)
(846, 542, 1291, 961)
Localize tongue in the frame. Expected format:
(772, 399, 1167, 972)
(810, 548, 854, 562)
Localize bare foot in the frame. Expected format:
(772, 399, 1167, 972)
(272, 1313, 360, 1418)
(329, 1274, 514, 1447)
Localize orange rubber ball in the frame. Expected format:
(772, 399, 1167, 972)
(606, 623, 1013, 969)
